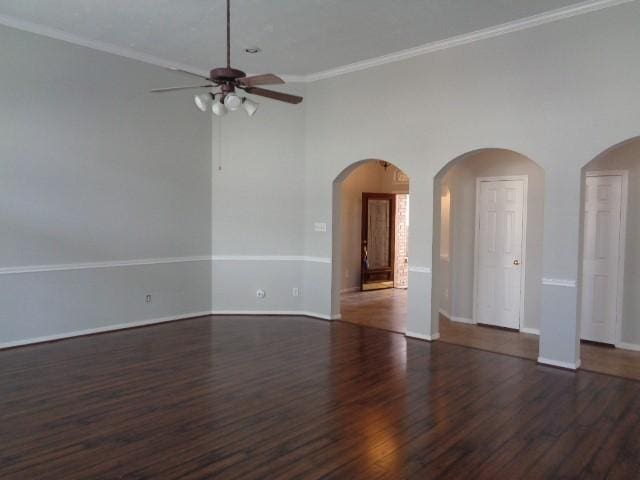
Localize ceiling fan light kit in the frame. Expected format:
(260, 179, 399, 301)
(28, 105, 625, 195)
(151, 0, 303, 117)
(211, 97, 228, 117)
(242, 97, 259, 117)
(194, 92, 214, 112)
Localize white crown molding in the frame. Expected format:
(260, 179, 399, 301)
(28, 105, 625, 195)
(212, 255, 331, 263)
(542, 278, 577, 288)
(0, 13, 213, 78)
(0, 311, 212, 350)
(538, 357, 581, 370)
(0, 0, 633, 84)
(409, 266, 432, 274)
(0, 255, 212, 275)
(303, 0, 635, 82)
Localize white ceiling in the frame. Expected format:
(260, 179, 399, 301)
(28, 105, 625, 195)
(0, 0, 593, 76)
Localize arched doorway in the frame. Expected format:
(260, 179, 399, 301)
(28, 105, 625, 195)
(578, 136, 640, 380)
(431, 148, 544, 359)
(331, 160, 410, 333)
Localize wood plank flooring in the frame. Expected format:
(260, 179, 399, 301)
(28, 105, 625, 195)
(1, 315, 640, 479)
(341, 288, 407, 333)
(342, 289, 640, 381)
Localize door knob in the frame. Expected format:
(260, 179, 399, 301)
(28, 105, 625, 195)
(513, 260, 520, 266)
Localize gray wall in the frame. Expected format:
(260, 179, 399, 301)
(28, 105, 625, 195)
(435, 150, 544, 332)
(3, 1, 640, 368)
(302, 1, 640, 365)
(210, 80, 307, 313)
(584, 138, 640, 345)
(0, 25, 212, 345)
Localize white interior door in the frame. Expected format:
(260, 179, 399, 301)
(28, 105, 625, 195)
(580, 174, 624, 344)
(475, 179, 525, 329)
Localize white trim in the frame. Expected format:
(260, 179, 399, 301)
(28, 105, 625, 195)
(616, 342, 640, 352)
(212, 255, 331, 263)
(0, 14, 211, 78)
(582, 170, 629, 347)
(304, 0, 634, 82)
(538, 357, 582, 370)
(0, 311, 212, 350)
(341, 286, 361, 294)
(406, 331, 440, 341)
(0, 310, 343, 350)
(520, 327, 541, 336)
(409, 266, 432, 274)
(450, 316, 475, 325)
(542, 278, 577, 287)
(0, 255, 212, 275)
(210, 310, 336, 320)
(473, 175, 529, 330)
(0, 0, 630, 84)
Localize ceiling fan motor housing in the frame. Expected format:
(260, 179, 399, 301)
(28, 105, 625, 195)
(210, 67, 246, 83)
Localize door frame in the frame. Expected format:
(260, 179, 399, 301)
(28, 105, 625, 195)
(361, 192, 396, 290)
(472, 175, 529, 330)
(581, 170, 628, 346)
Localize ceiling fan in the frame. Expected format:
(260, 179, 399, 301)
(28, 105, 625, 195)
(151, 0, 303, 116)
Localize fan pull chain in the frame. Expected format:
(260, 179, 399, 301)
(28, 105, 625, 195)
(217, 118, 223, 171)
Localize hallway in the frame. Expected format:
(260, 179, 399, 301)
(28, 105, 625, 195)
(340, 289, 640, 381)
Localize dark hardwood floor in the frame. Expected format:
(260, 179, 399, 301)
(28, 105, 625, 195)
(1, 315, 639, 479)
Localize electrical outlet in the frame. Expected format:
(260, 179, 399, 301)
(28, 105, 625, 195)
(292, 287, 300, 297)
(314, 222, 327, 232)
(256, 289, 266, 299)
(145, 294, 152, 304)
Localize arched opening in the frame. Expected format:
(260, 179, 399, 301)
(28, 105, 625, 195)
(578, 136, 640, 380)
(431, 148, 544, 359)
(331, 159, 410, 333)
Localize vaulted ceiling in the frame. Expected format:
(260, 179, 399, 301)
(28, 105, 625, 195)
(0, 0, 591, 76)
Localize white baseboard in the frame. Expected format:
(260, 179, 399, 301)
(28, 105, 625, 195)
(616, 342, 640, 352)
(520, 327, 541, 336)
(439, 309, 474, 325)
(451, 316, 474, 325)
(340, 286, 360, 294)
(0, 311, 213, 350)
(210, 310, 336, 321)
(406, 331, 440, 342)
(0, 310, 343, 350)
(538, 357, 581, 370)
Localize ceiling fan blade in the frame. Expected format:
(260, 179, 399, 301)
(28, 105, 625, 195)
(150, 84, 214, 93)
(244, 87, 303, 104)
(238, 74, 285, 87)
(166, 67, 212, 82)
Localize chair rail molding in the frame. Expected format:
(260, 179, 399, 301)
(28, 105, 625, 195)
(0, 255, 213, 275)
(541, 277, 577, 287)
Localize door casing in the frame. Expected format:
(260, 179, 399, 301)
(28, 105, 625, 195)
(472, 175, 529, 331)
(361, 192, 396, 290)
(580, 170, 628, 346)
